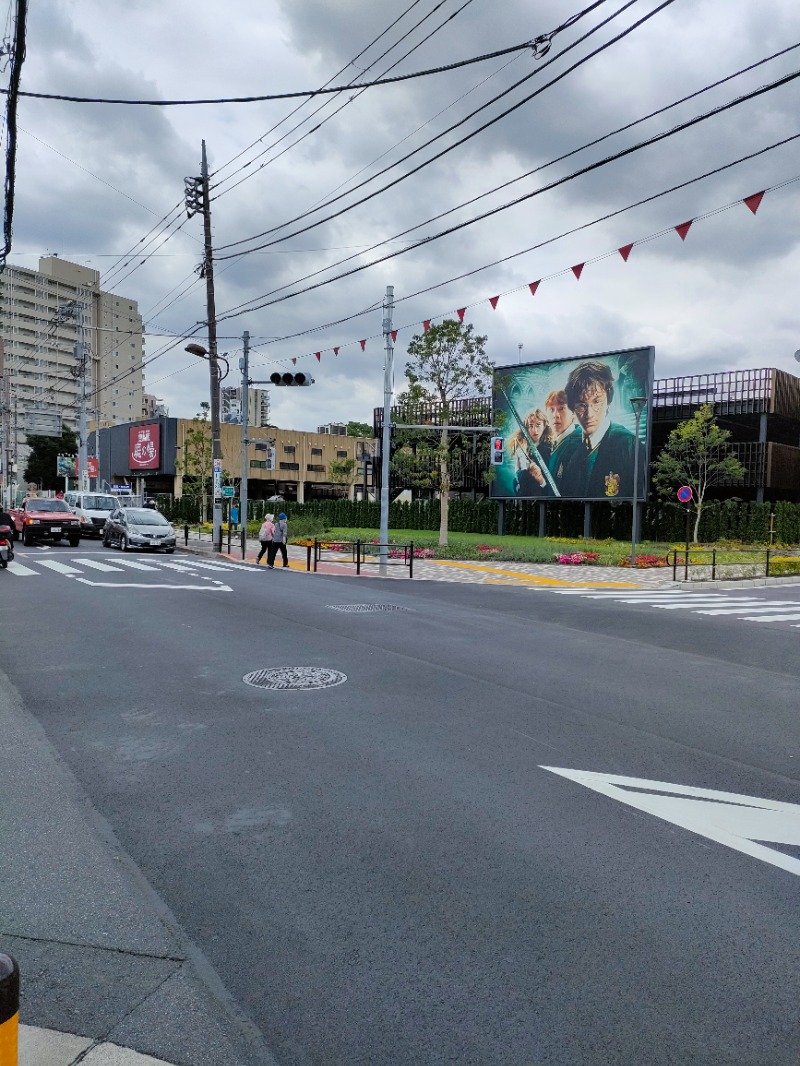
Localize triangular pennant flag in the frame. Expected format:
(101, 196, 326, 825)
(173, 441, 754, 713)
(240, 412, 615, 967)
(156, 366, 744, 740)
(489, 296, 500, 309)
(359, 339, 366, 351)
(391, 330, 397, 342)
(291, 358, 296, 365)
(618, 244, 633, 262)
(675, 220, 693, 241)
(528, 281, 540, 297)
(333, 347, 339, 355)
(456, 307, 466, 321)
(743, 191, 765, 215)
(423, 320, 431, 333)
(314, 352, 321, 362)
(571, 263, 584, 280)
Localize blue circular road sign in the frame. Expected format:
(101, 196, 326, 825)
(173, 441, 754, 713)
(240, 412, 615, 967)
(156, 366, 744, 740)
(677, 486, 693, 503)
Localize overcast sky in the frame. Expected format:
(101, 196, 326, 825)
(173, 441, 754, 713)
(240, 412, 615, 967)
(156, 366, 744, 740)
(6, 0, 800, 431)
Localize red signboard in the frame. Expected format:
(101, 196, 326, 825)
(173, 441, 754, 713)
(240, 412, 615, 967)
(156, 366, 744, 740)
(87, 456, 99, 479)
(129, 424, 160, 469)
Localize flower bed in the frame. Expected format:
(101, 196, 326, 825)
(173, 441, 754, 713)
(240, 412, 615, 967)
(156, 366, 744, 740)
(619, 554, 669, 568)
(552, 551, 600, 565)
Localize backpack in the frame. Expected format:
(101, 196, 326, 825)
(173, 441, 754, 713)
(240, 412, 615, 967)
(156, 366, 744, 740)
(258, 520, 274, 541)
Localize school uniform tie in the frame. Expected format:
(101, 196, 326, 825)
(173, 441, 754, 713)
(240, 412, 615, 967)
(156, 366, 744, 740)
(583, 433, 592, 453)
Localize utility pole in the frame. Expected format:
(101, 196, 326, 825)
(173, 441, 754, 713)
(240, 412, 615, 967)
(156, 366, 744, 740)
(240, 330, 250, 560)
(0, 339, 9, 506)
(379, 285, 394, 569)
(187, 139, 224, 550)
(77, 304, 89, 493)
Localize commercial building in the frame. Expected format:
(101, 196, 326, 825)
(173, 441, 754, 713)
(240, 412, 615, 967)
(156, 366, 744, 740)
(0, 256, 144, 490)
(91, 418, 369, 502)
(221, 386, 271, 427)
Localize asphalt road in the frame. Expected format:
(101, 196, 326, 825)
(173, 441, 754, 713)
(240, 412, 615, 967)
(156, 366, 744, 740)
(2, 541, 799, 1065)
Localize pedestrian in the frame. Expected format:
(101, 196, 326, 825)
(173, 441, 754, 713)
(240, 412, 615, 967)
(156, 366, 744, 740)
(269, 512, 289, 568)
(230, 501, 240, 532)
(256, 513, 275, 565)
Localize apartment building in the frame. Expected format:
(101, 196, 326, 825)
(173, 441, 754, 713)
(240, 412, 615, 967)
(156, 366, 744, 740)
(0, 256, 144, 472)
(221, 386, 271, 427)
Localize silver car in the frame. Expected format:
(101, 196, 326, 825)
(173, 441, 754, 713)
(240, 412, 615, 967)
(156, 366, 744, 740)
(102, 508, 177, 553)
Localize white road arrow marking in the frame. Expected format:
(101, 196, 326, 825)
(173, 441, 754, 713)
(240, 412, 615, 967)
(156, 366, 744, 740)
(541, 767, 800, 877)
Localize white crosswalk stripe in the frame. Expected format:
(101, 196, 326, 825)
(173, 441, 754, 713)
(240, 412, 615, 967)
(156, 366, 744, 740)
(37, 559, 82, 574)
(534, 585, 800, 629)
(0, 554, 252, 583)
(6, 560, 38, 576)
(108, 558, 162, 571)
(71, 559, 125, 572)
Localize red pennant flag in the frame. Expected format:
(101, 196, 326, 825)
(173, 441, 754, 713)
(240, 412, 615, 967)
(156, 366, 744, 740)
(489, 296, 500, 309)
(456, 307, 466, 321)
(571, 263, 584, 280)
(359, 339, 366, 351)
(391, 330, 397, 342)
(333, 347, 339, 355)
(743, 191, 765, 215)
(618, 244, 633, 262)
(291, 358, 296, 365)
(423, 320, 431, 333)
(314, 352, 321, 362)
(675, 220, 693, 241)
(528, 281, 540, 297)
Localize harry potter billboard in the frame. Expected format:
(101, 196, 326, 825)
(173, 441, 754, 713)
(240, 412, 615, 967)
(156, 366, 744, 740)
(491, 347, 654, 501)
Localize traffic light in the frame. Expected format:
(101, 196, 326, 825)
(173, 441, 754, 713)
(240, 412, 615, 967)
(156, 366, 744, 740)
(269, 372, 314, 386)
(491, 436, 505, 465)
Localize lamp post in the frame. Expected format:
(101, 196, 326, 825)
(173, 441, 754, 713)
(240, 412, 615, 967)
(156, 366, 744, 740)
(629, 396, 647, 566)
(186, 342, 226, 551)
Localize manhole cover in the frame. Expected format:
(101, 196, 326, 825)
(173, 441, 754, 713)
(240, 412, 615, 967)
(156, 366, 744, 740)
(243, 667, 347, 690)
(327, 604, 410, 612)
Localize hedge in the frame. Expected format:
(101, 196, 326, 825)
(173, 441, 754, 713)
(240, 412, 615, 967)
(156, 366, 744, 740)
(154, 494, 800, 545)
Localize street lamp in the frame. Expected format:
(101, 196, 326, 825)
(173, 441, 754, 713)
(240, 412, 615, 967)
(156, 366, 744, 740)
(629, 396, 647, 566)
(186, 341, 224, 551)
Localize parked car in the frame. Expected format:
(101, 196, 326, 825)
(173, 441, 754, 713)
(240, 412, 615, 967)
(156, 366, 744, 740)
(9, 497, 81, 546)
(65, 492, 120, 537)
(102, 508, 177, 553)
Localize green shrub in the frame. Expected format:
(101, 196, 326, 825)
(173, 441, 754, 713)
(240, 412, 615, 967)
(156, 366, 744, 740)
(768, 556, 800, 576)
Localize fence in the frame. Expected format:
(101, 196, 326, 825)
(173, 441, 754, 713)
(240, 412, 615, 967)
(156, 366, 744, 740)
(667, 547, 800, 582)
(312, 539, 414, 577)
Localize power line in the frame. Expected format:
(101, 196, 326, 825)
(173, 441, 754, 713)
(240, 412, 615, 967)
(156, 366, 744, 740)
(214, 0, 642, 255)
(221, 42, 800, 308)
(210, 0, 479, 202)
(0, 37, 536, 106)
(213, 69, 800, 323)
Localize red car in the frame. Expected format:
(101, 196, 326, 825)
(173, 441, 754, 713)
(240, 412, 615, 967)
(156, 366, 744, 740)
(10, 498, 81, 547)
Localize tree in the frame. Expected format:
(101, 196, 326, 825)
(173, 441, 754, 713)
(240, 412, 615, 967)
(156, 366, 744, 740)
(345, 420, 373, 438)
(24, 427, 78, 490)
(652, 403, 746, 541)
(176, 404, 213, 521)
(328, 457, 357, 497)
(404, 320, 491, 545)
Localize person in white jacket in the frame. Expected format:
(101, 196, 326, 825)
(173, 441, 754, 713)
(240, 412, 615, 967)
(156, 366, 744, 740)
(256, 514, 274, 565)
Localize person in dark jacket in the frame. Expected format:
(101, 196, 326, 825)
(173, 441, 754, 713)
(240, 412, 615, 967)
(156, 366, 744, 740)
(561, 361, 644, 499)
(511, 409, 553, 497)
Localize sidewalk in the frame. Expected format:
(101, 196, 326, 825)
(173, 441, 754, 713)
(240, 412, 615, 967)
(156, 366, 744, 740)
(0, 667, 274, 1066)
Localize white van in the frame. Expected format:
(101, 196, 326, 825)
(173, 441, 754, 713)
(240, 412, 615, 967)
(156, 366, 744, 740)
(65, 492, 121, 537)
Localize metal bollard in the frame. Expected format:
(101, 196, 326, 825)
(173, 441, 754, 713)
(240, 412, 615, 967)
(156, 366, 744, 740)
(0, 953, 19, 1066)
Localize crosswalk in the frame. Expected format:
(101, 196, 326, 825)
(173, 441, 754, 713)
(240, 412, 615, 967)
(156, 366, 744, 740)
(535, 585, 800, 629)
(4, 554, 249, 581)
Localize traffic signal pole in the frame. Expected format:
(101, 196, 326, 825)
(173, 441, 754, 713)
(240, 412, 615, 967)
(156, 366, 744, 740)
(200, 140, 223, 551)
(240, 330, 249, 560)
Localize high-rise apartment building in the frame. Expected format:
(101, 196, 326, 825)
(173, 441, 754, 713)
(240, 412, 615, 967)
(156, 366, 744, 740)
(0, 256, 144, 479)
(221, 386, 271, 427)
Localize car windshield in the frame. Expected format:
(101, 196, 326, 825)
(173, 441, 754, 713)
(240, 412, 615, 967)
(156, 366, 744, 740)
(127, 510, 169, 526)
(27, 499, 70, 513)
(81, 495, 117, 510)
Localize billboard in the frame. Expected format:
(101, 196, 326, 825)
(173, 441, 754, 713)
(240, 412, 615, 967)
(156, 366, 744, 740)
(491, 347, 654, 501)
(129, 423, 161, 470)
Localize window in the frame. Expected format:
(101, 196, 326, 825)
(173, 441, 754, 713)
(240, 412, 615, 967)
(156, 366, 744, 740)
(307, 464, 326, 473)
(250, 459, 267, 469)
(283, 445, 295, 453)
(337, 450, 347, 458)
(279, 462, 299, 471)
(311, 447, 322, 456)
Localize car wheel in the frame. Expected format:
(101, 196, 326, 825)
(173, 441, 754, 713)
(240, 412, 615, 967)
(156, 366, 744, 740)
(0, 560, 7, 569)
(22, 529, 31, 546)
(68, 536, 80, 547)
(120, 534, 129, 552)
(12, 527, 18, 541)
(102, 531, 111, 547)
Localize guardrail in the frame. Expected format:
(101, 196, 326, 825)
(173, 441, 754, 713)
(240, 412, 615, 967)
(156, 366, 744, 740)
(667, 547, 800, 582)
(311, 539, 414, 578)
